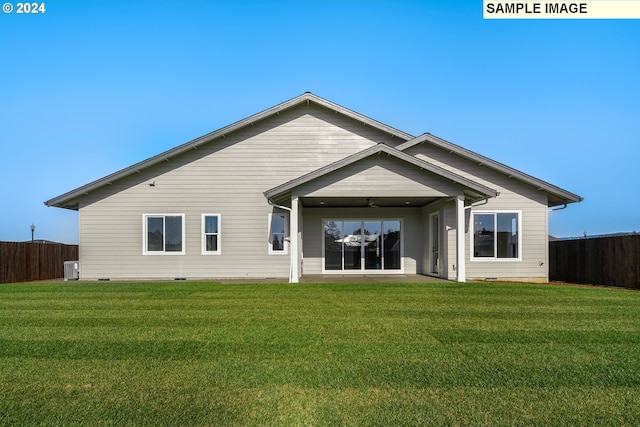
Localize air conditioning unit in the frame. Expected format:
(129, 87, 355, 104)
(64, 261, 79, 280)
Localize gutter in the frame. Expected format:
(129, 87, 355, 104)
(464, 197, 493, 210)
(267, 198, 291, 213)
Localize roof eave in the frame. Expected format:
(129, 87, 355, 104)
(398, 133, 583, 207)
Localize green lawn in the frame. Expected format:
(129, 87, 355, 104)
(1, 281, 639, 426)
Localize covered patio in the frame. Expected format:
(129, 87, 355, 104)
(264, 144, 498, 283)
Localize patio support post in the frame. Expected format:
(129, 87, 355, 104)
(456, 194, 466, 283)
(290, 195, 300, 283)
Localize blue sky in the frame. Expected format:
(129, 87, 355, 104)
(1, 1, 638, 244)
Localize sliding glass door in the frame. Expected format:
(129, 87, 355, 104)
(324, 221, 343, 270)
(343, 221, 362, 270)
(364, 221, 382, 270)
(323, 219, 402, 272)
(383, 220, 401, 270)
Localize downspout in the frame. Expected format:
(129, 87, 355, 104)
(546, 204, 567, 283)
(457, 194, 498, 282)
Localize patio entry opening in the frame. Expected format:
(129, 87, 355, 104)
(323, 219, 401, 272)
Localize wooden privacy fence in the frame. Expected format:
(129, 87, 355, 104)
(549, 235, 640, 289)
(0, 242, 79, 284)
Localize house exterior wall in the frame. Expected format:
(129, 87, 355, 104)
(405, 144, 550, 282)
(76, 104, 402, 280)
(69, 98, 562, 282)
(295, 155, 464, 198)
(301, 207, 423, 275)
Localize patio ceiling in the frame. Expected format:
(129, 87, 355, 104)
(300, 196, 441, 208)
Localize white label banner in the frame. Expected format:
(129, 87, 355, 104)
(484, 1, 640, 19)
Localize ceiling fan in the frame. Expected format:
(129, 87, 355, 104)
(366, 198, 380, 208)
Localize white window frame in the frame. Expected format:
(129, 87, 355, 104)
(142, 214, 186, 255)
(268, 212, 289, 255)
(470, 210, 522, 262)
(201, 214, 221, 255)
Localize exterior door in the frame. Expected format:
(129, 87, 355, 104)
(343, 221, 362, 270)
(323, 219, 401, 272)
(429, 212, 440, 275)
(364, 221, 382, 270)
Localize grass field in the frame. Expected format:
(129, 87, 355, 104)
(1, 281, 639, 426)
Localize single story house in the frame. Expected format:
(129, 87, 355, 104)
(45, 93, 582, 283)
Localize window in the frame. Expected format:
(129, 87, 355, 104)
(143, 214, 185, 255)
(383, 220, 402, 269)
(269, 213, 288, 254)
(202, 214, 221, 255)
(323, 219, 402, 272)
(472, 211, 521, 260)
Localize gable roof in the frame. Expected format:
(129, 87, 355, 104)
(264, 143, 499, 205)
(45, 93, 582, 210)
(396, 133, 583, 207)
(45, 92, 415, 210)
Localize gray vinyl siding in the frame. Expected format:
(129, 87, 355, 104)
(301, 207, 423, 275)
(77, 104, 400, 280)
(295, 155, 464, 198)
(405, 144, 550, 281)
(75, 100, 554, 282)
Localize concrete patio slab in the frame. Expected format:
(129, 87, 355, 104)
(300, 274, 452, 283)
(217, 275, 452, 284)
